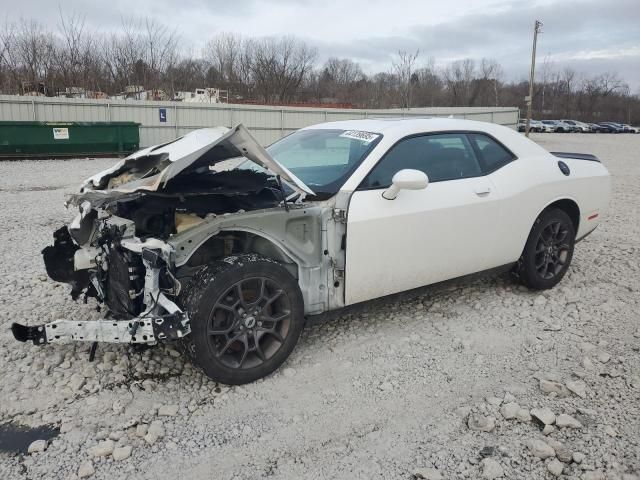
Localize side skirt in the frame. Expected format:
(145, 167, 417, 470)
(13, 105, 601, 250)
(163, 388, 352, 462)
(307, 263, 516, 324)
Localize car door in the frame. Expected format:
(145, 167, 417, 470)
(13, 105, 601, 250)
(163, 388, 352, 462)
(344, 132, 507, 306)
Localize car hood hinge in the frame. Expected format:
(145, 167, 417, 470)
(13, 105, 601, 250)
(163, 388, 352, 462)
(332, 208, 347, 223)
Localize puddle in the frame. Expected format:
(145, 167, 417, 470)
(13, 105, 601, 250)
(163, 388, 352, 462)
(0, 422, 59, 455)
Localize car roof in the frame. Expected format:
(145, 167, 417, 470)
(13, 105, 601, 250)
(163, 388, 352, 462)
(300, 117, 548, 158)
(302, 117, 512, 137)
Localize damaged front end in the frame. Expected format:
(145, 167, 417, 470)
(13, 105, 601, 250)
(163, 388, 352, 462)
(12, 124, 312, 349)
(13, 215, 190, 347)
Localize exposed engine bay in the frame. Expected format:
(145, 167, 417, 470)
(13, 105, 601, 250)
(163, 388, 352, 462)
(11, 124, 316, 348)
(98, 169, 283, 240)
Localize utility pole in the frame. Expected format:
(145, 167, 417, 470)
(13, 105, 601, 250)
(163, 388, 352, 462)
(525, 20, 543, 137)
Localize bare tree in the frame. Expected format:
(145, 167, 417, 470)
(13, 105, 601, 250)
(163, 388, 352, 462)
(392, 49, 419, 108)
(443, 58, 475, 106)
(367, 72, 397, 108)
(315, 57, 365, 102)
(103, 25, 142, 94)
(141, 18, 179, 95)
(56, 9, 86, 90)
(537, 55, 554, 113)
(0, 20, 18, 92)
(412, 57, 442, 107)
(205, 33, 242, 89)
(10, 19, 57, 93)
(477, 58, 503, 106)
(247, 36, 316, 103)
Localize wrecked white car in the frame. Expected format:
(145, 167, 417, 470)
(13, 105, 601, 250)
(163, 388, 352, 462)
(12, 119, 610, 384)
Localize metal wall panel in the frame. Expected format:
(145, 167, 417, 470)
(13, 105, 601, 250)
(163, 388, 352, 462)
(284, 110, 326, 129)
(0, 95, 519, 148)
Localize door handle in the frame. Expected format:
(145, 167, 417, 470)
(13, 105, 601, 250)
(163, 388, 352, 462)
(474, 186, 491, 196)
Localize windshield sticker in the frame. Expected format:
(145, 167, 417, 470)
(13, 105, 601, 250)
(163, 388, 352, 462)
(339, 130, 380, 144)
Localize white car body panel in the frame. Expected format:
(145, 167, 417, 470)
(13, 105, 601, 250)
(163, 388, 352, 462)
(344, 176, 503, 304)
(298, 118, 610, 306)
(489, 153, 609, 257)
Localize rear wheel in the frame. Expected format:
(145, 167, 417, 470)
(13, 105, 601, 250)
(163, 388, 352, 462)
(515, 209, 576, 290)
(180, 254, 305, 384)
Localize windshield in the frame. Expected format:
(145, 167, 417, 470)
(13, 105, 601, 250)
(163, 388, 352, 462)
(239, 128, 382, 199)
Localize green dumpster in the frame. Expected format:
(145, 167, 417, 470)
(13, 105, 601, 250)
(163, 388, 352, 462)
(0, 121, 140, 158)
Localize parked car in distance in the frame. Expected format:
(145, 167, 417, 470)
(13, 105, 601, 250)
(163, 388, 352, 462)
(541, 120, 576, 133)
(12, 118, 611, 384)
(518, 119, 542, 133)
(517, 119, 526, 132)
(541, 120, 558, 132)
(598, 122, 624, 133)
(595, 123, 615, 133)
(560, 120, 592, 133)
(589, 123, 606, 133)
(534, 120, 554, 133)
(609, 122, 629, 133)
(622, 124, 639, 133)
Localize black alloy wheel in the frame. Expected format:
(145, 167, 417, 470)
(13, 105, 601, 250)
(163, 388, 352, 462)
(533, 220, 571, 280)
(180, 254, 305, 384)
(207, 277, 292, 370)
(515, 208, 576, 290)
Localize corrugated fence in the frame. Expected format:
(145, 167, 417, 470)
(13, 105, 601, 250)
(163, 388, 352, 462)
(0, 95, 519, 147)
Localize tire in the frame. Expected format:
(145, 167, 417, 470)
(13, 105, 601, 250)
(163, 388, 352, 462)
(515, 208, 576, 290)
(179, 254, 305, 384)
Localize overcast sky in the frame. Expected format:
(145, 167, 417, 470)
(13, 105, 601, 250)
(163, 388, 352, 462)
(5, 0, 640, 90)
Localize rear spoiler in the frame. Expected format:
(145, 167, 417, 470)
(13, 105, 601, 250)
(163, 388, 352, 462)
(550, 152, 600, 162)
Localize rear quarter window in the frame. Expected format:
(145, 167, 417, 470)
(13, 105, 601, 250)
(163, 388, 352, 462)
(468, 133, 516, 174)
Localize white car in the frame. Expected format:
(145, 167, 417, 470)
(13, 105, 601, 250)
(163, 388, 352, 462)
(13, 119, 611, 384)
(561, 120, 592, 133)
(542, 120, 576, 133)
(531, 120, 554, 132)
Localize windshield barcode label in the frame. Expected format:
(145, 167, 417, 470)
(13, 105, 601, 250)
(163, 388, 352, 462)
(339, 130, 380, 143)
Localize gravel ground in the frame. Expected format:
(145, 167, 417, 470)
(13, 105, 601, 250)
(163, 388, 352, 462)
(0, 133, 638, 480)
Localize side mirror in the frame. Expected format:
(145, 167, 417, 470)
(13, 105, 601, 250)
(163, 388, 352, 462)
(382, 169, 429, 200)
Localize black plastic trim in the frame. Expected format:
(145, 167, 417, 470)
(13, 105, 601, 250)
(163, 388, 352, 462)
(11, 322, 48, 345)
(576, 225, 598, 243)
(550, 152, 600, 162)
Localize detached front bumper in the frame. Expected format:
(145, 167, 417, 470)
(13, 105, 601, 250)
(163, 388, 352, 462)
(11, 306, 190, 346)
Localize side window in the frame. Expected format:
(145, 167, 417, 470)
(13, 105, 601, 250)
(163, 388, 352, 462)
(360, 133, 482, 189)
(468, 133, 516, 173)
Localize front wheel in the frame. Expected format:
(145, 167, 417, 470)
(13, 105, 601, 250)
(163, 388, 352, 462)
(180, 254, 305, 384)
(515, 209, 576, 290)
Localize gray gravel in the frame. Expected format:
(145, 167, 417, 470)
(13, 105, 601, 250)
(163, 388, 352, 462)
(0, 133, 639, 480)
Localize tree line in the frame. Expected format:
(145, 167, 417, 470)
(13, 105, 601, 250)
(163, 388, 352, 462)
(1, 15, 638, 123)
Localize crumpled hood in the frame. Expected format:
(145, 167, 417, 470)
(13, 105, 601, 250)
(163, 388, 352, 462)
(76, 124, 314, 202)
